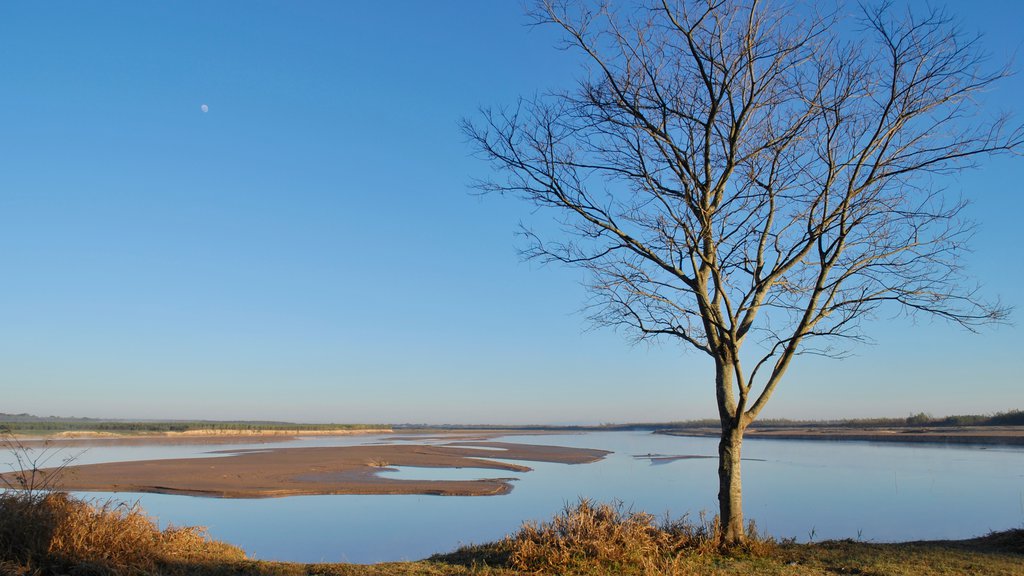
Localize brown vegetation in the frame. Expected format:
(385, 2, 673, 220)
(508, 499, 685, 571)
(0, 491, 244, 576)
(438, 499, 775, 574)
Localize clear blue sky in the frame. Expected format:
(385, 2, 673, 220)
(1, 1, 1021, 424)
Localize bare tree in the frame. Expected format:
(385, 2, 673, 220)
(1, 427, 81, 499)
(465, 0, 1021, 544)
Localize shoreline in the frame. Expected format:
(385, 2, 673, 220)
(8, 428, 395, 447)
(11, 424, 1024, 449)
(657, 425, 1024, 446)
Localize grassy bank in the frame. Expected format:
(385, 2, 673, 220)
(1, 493, 1020, 576)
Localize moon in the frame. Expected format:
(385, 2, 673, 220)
(200, 104, 209, 113)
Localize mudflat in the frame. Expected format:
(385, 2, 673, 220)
(12, 441, 609, 498)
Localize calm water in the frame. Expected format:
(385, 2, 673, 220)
(7, 431, 1024, 563)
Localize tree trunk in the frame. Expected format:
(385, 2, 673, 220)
(717, 423, 745, 545)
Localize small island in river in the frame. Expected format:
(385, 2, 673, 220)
(7, 439, 609, 498)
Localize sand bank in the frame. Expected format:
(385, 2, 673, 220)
(11, 428, 394, 448)
(8, 441, 609, 498)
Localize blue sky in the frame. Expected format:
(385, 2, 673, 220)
(1, 1, 1021, 424)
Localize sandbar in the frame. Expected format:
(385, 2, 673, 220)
(7, 441, 609, 498)
(11, 428, 394, 448)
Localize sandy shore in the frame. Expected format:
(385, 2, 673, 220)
(5, 441, 609, 498)
(11, 428, 394, 448)
(658, 425, 1024, 445)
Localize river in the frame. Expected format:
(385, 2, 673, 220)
(8, 431, 1023, 563)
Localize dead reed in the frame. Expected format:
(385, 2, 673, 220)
(503, 499, 776, 573)
(0, 491, 246, 575)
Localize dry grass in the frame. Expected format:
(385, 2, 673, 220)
(480, 499, 776, 574)
(777, 533, 1024, 576)
(0, 491, 245, 575)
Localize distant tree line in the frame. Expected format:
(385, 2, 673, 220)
(0, 419, 382, 434)
(2, 410, 1020, 435)
(588, 410, 1024, 431)
(900, 410, 1024, 427)
(731, 410, 1024, 429)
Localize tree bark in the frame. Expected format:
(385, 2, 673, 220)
(717, 422, 745, 545)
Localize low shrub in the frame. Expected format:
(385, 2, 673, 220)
(0, 491, 245, 575)
(501, 499, 775, 573)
